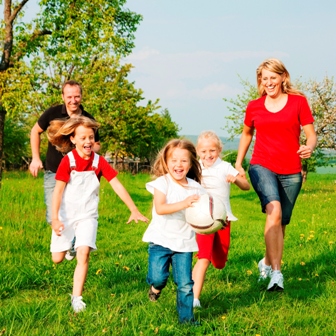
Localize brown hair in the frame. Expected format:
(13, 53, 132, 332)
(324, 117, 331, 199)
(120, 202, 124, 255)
(47, 116, 99, 153)
(61, 80, 82, 95)
(152, 139, 202, 184)
(256, 58, 305, 97)
(197, 130, 223, 153)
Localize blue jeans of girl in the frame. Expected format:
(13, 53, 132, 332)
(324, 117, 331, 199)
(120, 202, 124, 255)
(147, 243, 194, 323)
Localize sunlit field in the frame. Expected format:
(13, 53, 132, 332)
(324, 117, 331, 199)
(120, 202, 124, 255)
(0, 171, 335, 335)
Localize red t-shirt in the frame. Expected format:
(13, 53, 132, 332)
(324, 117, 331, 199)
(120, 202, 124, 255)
(56, 149, 118, 183)
(244, 94, 314, 174)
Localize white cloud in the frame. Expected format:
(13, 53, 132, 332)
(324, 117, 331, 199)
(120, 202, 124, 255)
(125, 48, 287, 101)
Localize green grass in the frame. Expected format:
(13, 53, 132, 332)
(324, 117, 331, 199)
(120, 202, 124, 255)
(0, 171, 336, 335)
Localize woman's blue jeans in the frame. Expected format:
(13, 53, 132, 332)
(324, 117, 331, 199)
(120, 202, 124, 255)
(248, 164, 303, 225)
(147, 243, 194, 323)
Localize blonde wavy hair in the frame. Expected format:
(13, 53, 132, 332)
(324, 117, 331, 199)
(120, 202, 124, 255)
(256, 58, 305, 97)
(197, 130, 223, 153)
(152, 139, 202, 184)
(47, 116, 99, 153)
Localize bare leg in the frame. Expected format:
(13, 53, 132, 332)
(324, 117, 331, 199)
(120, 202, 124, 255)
(192, 258, 211, 299)
(52, 251, 66, 264)
(73, 246, 90, 296)
(264, 201, 283, 271)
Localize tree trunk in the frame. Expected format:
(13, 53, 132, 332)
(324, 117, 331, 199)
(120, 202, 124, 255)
(0, 105, 6, 187)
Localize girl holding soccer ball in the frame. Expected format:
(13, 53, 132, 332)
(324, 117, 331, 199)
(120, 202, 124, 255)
(192, 131, 250, 308)
(142, 139, 206, 324)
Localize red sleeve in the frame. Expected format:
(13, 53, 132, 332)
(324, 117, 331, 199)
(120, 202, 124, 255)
(244, 99, 259, 128)
(99, 156, 118, 182)
(55, 155, 71, 183)
(299, 96, 314, 126)
(244, 102, 253, 127)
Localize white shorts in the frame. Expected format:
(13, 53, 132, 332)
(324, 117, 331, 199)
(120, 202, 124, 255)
(50, 218, 98, 252)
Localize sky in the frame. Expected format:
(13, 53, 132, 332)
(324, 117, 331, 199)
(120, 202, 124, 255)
(20, 0, 336, 137)
(124, 0, 336, 136)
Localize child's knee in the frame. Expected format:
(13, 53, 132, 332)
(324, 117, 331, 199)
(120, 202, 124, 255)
(52, 252, 65, 264)
(177, 279, 193, 294)
(147, 274, 168, 290)
(76, 246, 91, 261)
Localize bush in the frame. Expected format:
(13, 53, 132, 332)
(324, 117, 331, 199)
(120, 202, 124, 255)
(222, 150, 249, 171)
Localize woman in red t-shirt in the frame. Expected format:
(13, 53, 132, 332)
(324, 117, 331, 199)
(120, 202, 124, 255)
(235, 58, 317, 291)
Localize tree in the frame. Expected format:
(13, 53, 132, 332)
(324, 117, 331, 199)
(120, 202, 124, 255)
(223, 76, 336, 179)
(0, 0, 142, 184)
(301, 76, 336, 150)
(3, 115, 29, 168)
(139, 108, 180, 165)
(223, 77, 258, 140)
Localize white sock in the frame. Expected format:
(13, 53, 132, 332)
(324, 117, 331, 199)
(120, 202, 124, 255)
(193, 298, 201, 308)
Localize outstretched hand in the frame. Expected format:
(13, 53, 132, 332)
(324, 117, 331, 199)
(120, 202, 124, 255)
(127, 209, 149, 224)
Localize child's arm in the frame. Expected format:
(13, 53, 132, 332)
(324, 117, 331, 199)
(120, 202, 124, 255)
(154, 188, 199, 215)
(226, 174, 250, 191)
(109, 177, 149, 224)
(51, 180, 67, 235)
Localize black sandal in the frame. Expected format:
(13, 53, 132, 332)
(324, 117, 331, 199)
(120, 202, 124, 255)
(148, 286, 161, 302)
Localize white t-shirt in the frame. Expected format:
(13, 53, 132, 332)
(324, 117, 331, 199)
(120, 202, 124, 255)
(142, 174, 206, 252)
(200, 158, 239, 221)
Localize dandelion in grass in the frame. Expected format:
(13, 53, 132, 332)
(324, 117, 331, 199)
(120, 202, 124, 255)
(329, 241, 334, 245)
(315, 273, 319, 277)
(298, 278, 302, 281)
(300, 261, 305, 266)
(246, 270, 252, 276)
(96, 269, 102, 275)
(119, 254, 123, 259)
(221, 315, 226, 320)
(123, 266, 130, 271)
(300, 234, 304, 239)
(0, 227, 2, 230)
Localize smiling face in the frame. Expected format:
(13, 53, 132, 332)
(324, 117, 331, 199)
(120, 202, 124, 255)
(197, 139, 221, 168)
(260, 69, 286, 99)
(62, 84, 82, 115)
(70, 125, 95, 159)
(166, 147, 192, 183)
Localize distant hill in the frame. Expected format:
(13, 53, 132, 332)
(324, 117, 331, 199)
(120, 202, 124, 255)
(181, 135, 240, 151)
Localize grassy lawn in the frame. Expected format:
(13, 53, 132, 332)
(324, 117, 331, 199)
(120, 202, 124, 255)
(0, 171, 335, 335)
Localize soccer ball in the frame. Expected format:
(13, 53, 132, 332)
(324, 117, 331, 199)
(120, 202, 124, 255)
(185, 194, 227, 234)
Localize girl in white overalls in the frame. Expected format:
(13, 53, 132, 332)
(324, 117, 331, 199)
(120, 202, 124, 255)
(48, 116, 148, 313)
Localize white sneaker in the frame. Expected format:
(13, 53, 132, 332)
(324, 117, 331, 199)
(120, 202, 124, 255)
(267, 270, 284, 291)
(258, 258, 272, 281)
(193, 298, 201, 308)
(71, 295, 86, 313)
(65, 238, 76, 261)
